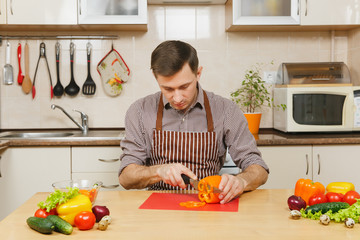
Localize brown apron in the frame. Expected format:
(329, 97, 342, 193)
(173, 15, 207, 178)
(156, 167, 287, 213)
(149, 90, 220, 190)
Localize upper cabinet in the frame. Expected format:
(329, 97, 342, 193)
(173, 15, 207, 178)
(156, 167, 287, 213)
(300, 0, 360, 25)
(78, 0, 147, 25)
(226, 0, 300, 30)
(226, 0, 360, 31)
(6, 0, 77, 25)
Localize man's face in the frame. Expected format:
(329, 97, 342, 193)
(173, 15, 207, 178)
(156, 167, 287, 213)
(156, 63, 202, 112)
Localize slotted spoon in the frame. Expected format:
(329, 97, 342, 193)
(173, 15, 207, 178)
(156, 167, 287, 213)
(82, 42, 96, 95)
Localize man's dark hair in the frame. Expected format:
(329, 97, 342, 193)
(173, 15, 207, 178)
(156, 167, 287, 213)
(151, 40, 199, 78)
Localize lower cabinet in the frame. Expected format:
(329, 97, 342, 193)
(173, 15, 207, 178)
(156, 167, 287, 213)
(258, 145, 312, 189)
(258, 145, 360, 191)
(71, 146, 125, 191)
(0, 147, 71, 221)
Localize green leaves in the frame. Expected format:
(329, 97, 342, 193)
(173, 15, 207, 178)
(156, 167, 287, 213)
(38, 187, 80, 212)
(230, 62, 285, 113)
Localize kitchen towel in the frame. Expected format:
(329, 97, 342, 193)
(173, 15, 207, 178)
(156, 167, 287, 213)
(139, 193, 239, 212)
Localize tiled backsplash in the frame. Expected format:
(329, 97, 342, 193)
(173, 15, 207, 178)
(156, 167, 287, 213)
(0, 5, 352, 130)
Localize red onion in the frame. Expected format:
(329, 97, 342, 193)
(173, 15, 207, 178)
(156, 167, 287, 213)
(287, 195, 306, 211)
(92, 205, 110, 222)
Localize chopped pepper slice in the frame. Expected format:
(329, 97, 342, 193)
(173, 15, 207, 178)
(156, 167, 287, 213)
(179, 201, 206, 208)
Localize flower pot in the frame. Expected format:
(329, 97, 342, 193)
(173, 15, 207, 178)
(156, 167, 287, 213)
(244, 112, 262, 135)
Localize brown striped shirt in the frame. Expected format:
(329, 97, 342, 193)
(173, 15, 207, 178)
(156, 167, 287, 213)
(119, 84, 269, 175)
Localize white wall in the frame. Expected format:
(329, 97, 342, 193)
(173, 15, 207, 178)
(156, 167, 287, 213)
(0, 5, 349, 129)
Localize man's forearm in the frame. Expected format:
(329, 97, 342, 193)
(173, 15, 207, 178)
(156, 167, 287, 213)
(119, 164, 162, 190)
(236, 164, 268, 191)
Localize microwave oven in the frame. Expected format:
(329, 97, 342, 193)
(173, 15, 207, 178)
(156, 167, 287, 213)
(273, 85, 360, 132)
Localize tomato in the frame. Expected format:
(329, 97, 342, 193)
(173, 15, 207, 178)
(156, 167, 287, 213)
(343, 190, 360, 206)
(34, 208, 56, 218)
(74, 211, 96, 230)
(308, 193, 327, 206)
(326, 192, 343, 202)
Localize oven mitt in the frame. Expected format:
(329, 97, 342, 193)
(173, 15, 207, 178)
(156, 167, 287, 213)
(97, 48, 131, 96)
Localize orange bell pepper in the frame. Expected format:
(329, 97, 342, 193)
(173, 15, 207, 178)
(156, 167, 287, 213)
(179, 201, 206, 208)
(294, 178, 325, 205)
(198, 175, 222, 204)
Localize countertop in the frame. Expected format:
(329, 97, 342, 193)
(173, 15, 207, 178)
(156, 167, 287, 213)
(1, 129, 360, 147)
(0, 189, 359, 239)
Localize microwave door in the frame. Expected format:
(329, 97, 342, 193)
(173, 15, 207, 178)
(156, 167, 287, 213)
(293, 94, 346, 125)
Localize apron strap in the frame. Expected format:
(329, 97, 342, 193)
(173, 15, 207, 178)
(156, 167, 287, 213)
(203, 91, 214, 132)
(156, 95, 164, 131)
(155, 90, 214, 132)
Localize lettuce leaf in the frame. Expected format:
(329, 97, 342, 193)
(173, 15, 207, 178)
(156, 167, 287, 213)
(38, 187, 80, 212)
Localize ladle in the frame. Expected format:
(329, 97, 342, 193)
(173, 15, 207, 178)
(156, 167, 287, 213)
(64, 42, 79, 96)
(53, 42, 64, 97)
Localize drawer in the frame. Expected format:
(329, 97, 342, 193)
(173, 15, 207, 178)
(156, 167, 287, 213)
(72, 146, 122, 172)
(72, 172, 125, 191)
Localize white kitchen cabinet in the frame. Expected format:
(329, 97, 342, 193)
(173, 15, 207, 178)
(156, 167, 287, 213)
(78, 0, 147, 25)
(0, 147, 71, 221)
(300, 0, 360, 25)
(6, 0, 77, 25)
(258, 145, 312, 189)
(312, 145, 360, 191)
(258, 144, 360, 190)
(225, 0, 300, 28)
(0, 0, 6, 24)
(71, 146, 125, 191)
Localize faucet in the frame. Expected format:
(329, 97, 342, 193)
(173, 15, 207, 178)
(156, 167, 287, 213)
(51, 104, 89, 135)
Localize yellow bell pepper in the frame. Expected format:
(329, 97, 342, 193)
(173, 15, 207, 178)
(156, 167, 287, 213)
(56, 194, 92, 226)
(326, 182, 355, 195)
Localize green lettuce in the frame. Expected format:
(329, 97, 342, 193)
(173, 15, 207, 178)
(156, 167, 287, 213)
(38, 187, 80, 212)
(301, 199, 360, 223)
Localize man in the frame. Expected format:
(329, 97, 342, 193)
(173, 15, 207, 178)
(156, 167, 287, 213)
(119, 40, 269, 204)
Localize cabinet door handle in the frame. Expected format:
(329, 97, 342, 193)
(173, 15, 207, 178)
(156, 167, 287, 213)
(317, 154, 321, 175)
(79, 0, 82, 15)
(305, 0, 308, 16)
(10, 0, 13, 15)
(297, 0, 300, 15)
(0, 156, 2, 178)
(305, 154, 309, 175)
(102, 184, 119, 189)
(98, 158, 119, 163)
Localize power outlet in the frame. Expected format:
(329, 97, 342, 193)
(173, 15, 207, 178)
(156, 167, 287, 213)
(263, 71, 277, 84)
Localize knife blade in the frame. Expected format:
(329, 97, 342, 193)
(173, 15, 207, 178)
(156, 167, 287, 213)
(181, 174, 222, 193)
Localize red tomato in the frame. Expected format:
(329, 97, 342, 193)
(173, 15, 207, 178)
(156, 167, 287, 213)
(343, 191, 360, 206)
(308, 193, 327, 206)
(74, 211, 96, 230)
(34, 208, 56, 218)
(326, 192, 343, 202)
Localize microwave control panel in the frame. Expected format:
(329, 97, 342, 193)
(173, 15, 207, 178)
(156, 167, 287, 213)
(354, 90, 360, 128)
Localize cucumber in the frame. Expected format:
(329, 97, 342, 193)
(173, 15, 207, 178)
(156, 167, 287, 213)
(305, 202, 350, 214)
(26, 217, 54, 234)
(46, 215, 73, 235)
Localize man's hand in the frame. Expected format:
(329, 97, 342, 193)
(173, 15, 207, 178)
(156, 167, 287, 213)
(156, 163, 197, 189)
(217, 174, 246, 204)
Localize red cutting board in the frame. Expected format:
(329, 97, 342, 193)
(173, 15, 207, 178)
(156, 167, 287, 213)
(139, 193, 239, 212)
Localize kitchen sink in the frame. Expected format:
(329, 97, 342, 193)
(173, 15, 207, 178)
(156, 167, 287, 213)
(0, 132, 74, 139)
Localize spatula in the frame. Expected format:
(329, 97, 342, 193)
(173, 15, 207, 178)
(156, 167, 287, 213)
(22, 43, 32, 94)
(3, 41, 14, 85)
(82, 42, 96, 95)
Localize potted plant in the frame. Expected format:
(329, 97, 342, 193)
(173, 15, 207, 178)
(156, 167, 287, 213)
(230, 62, 286, 135)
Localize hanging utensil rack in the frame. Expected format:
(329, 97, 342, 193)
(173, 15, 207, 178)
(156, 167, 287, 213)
(0, 35, 118, 45)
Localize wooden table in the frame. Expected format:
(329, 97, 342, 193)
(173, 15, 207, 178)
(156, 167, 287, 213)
(0, 189, 359, 239)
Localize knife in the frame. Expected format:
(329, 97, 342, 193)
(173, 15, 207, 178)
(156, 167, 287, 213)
(181, 174, 222, 193)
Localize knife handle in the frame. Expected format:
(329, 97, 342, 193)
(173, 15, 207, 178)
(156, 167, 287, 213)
(181, 174, 190, 185)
